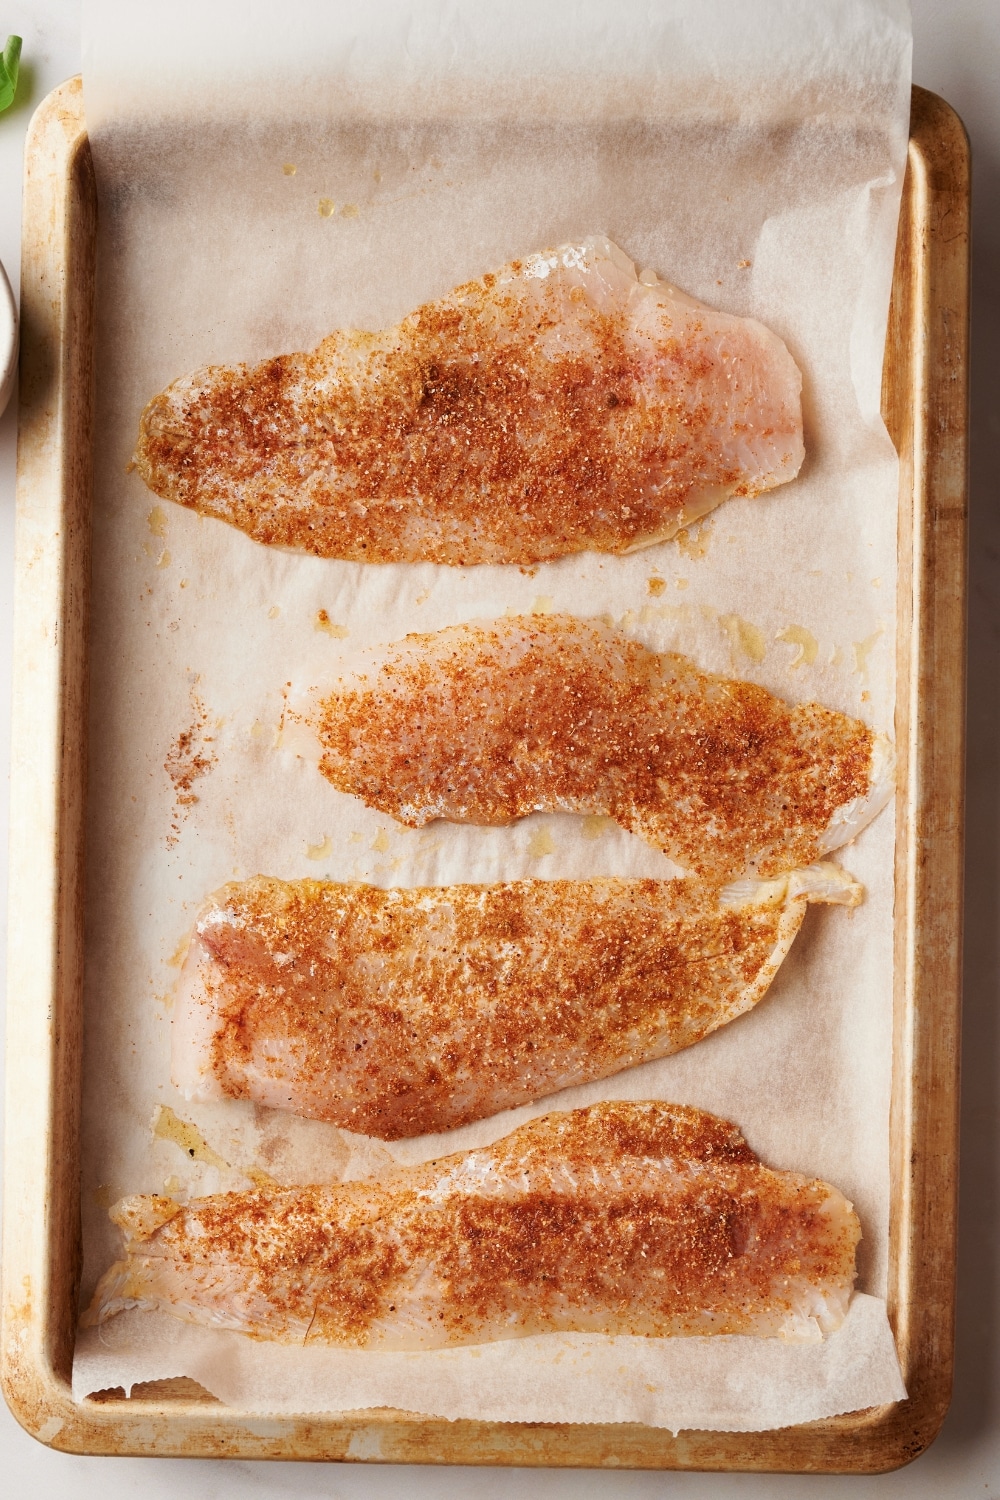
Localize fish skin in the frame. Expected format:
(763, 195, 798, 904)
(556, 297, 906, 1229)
(307, 614, 892, 883)
(84, 1100, 860, 1347)
(173, 866, 862, 1139)
(133, 237, 803, 566)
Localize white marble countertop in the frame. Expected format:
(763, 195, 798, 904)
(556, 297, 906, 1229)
(1, 2, 998, 1493)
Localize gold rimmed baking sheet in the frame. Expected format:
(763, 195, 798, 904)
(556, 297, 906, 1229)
(0, 78, 967, 1471)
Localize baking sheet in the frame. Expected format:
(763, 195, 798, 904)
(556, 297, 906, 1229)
(73, 0, 911, 1427)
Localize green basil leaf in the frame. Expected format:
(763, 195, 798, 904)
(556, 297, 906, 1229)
(0, 36, 23, 114)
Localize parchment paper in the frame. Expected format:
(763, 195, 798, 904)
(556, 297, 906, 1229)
(73, 0, 911, 1427)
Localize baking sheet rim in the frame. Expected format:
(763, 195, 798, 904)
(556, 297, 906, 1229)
(0, 77, 968, 1473)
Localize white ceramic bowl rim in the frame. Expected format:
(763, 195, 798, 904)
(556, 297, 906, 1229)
(0, 257, 18, 417)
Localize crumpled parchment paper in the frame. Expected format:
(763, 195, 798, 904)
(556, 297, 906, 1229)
(72, 0, 911, 1428)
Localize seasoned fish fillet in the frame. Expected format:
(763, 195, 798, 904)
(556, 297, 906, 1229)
(174, 865, 862, 1139)
(305, 614, 893, 882)
(133, 236, 804, 565)
(84, 1101, 860, 1347)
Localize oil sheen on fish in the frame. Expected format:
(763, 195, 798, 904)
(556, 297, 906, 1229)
(174, 865, 862, 1139)
(84, 1100, 860, 1347)
(133, 237, 804, 565)
(305, 614, 893, 883)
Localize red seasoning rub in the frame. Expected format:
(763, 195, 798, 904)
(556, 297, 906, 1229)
(133, 237, 803, 566)
(164, 690, 217, 849)
(85, 1101, 860, 1347)
(173, 867, 861, 1139)
(308, 614, 892, 883)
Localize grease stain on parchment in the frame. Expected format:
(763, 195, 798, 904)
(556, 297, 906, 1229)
(854, 627, 884, 677)
(167, 933, 190, 968)
(527, 828, 556, 858)
(315, 609, 349, 638)
(247, 1165, 280, 1189)
(720, 614, 767, 665)
(675, 517, 714, 560)
(776, 624, 818, 668)
(152, 1105, 229, 1170)
(582, 815, 614, 840)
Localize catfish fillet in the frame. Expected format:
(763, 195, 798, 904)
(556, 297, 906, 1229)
(173, 865, 862, 1138)
(133, 236, 803, 565)
(84, 1101, 860, 1346)
(307, 614, 893, 882)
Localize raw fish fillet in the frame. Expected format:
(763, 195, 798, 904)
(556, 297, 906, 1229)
(133, 237, 804, 565)
(174, 865, 862, 1139)
(305, 614, 893, 882)
(84, 1100, 860, 1347)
